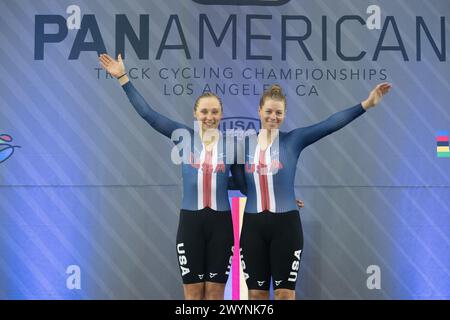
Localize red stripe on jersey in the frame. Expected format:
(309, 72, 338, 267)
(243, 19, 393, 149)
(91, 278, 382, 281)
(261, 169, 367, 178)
(258, 149, 270, 211)
(203, 150, 213, 208)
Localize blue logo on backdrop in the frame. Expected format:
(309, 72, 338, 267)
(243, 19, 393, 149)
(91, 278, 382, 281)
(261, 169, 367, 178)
(0, 134, 21, 164)
(220, 117, 261, 136)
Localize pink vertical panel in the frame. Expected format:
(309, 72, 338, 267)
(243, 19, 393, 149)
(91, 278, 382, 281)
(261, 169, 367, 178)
(231, 196, 240, 300)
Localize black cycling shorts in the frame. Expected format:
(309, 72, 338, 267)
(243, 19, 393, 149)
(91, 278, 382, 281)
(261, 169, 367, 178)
(176, 207, 234, 284)
(239, 210, 304, 291)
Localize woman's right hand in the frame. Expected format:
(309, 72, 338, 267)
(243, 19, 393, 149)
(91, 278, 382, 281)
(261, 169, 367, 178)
(99, 53, 126, 78)
(361, 82, 392, 110)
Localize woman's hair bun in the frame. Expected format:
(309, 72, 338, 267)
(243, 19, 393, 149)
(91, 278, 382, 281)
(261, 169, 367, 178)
(270, 84, 282, 96)
(259, 84, 286, 108)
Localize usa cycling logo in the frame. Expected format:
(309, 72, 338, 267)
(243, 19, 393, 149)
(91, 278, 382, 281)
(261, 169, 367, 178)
(192, 0, 290, 5)
(220, 117, 261, 137)
(0, 134, 20, 164)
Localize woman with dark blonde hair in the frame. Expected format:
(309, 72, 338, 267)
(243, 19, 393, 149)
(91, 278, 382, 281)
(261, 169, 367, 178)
(239, 83, 391, 300)
(99, 53, 245, 300)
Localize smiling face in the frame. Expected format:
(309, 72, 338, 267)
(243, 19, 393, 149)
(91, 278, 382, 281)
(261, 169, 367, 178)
(259, 98, 286, 130)
(193, 96, 222, 131)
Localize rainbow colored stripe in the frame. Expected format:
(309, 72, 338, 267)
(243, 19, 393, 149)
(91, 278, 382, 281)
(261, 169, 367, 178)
(436, 131, 450, 158)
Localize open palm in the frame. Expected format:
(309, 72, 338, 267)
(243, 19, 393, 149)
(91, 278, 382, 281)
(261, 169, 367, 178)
(367, 82, 392, 107)
(99, 53, 125, 78)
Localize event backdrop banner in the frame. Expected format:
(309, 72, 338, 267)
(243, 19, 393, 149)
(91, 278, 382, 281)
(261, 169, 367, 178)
(0, 0, 449, 299)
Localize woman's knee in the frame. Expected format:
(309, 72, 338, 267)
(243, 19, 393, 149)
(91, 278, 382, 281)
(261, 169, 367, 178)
(274, 289, 295, 300)
(183, 283, 205, 300)
(204, 282, 225, 300)
(248, 289, 270, 300)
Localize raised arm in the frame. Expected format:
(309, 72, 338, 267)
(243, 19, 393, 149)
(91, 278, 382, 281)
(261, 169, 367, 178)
(289, 82, 392, 151)
(99, 53, 189, 139)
